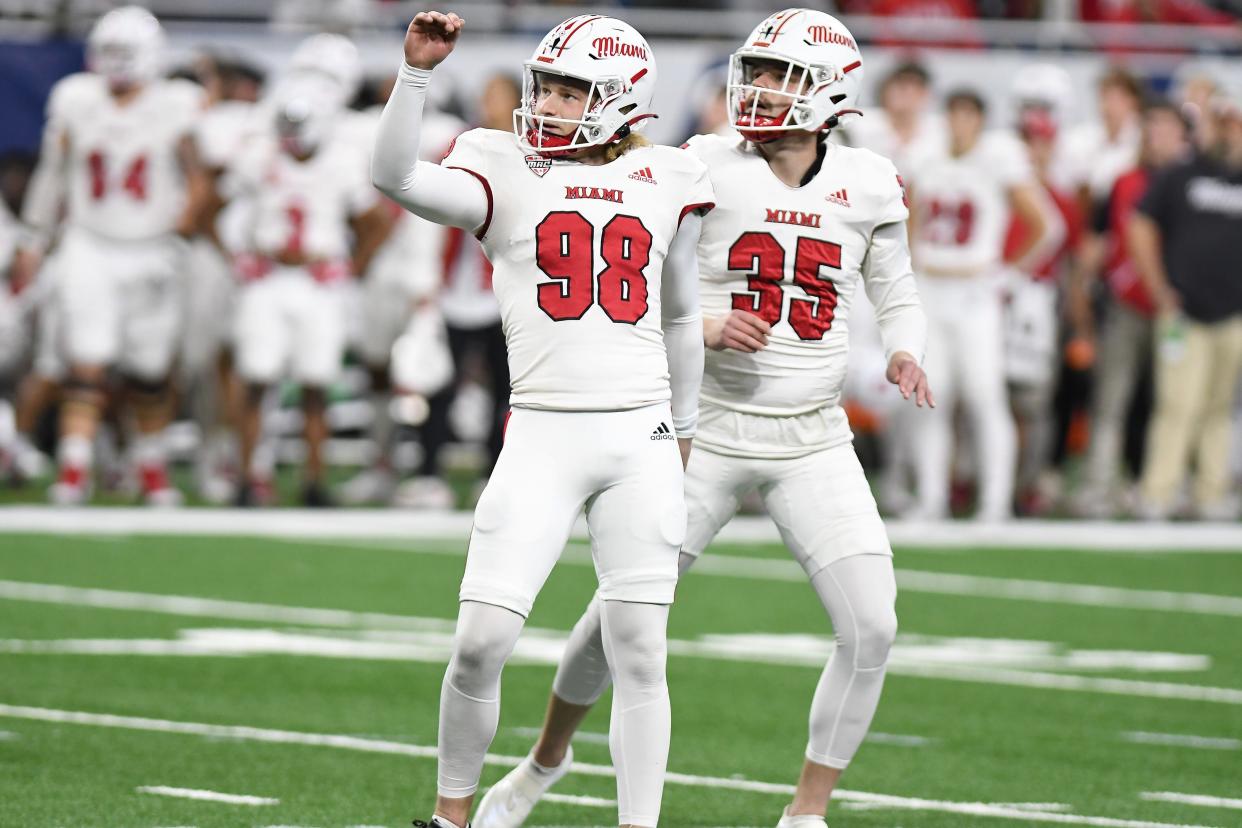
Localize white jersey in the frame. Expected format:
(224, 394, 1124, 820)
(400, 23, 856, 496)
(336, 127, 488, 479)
(441, 128, 714, 412)
(686, 134, 909, 419)
(226, 135, 377, 266)
(52, 73, 202, 241)
(843, 108, 947, 178)
(196, 99, 270, 254)
(1063, 118, 1141, 202)
(906, 130, 1033, 274)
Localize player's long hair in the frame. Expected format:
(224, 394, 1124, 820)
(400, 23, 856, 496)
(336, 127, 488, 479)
(602, 132, 651, 163)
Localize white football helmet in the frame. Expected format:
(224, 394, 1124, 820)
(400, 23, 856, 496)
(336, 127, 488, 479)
(514, 15, 658, 157)
(1011, 63, 1074, 130)
(728, 8, 864, 143)
(87, 5, 165, 89)
(272, 74, 339, 157)
(288, 33, 362, 108)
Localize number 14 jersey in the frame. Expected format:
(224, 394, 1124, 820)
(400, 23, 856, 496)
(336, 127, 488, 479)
(685, 133, 908, 418)
(442, 129, 714, 413)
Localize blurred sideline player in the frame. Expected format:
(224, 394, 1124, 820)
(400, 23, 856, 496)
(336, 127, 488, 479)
(339, 70, 464, 507)
(479, 10, 930, 828)
(183, 54, 267, 503)
(1003, 66, 1083, 516)
(13, 5, 204, 506)
(398, 72, 520, 509)
(223, 72, 392, 506)
(373, 11, 714, 828)
(902, 89, 1050, 521)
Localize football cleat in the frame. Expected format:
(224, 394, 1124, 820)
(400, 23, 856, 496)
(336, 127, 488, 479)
(775, 806, 828, 828)
(337, 466, 397, 505)
(412, 817, 469, 828)
(48, 466, 90, 506)
(302, 481, 335, 508)
(139, 464, 183, 508)
(473, 746, 573, 828)
(392, 475, 455, 510)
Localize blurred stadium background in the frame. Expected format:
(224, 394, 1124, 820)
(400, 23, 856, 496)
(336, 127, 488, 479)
(1, 2, 1241, 828)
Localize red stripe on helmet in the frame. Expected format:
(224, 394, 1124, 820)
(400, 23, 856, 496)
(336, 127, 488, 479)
(630, 68, 647, 84)
(556, 15, 603, 55)
(843, 60, 861, 74)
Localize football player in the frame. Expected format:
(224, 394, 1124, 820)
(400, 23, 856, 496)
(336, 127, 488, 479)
(477, 10, 930, 828)
(902, 89, 1049, 521)
(224, 72, 392, 506)
(14, 5, 203, 505)
(372, 11, 713, 828)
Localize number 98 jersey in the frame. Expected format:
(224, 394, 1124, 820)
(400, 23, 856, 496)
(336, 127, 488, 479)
(685, 133, 907, 418)
(52, 73, 203, 241)
(441, 128, 714, 413)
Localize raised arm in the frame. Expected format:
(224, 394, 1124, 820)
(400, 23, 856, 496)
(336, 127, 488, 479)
(371, 11, 488, 233)
(661, 213, 705, 467)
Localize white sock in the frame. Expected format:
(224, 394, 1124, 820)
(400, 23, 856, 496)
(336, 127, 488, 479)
(132, 433, 166, 468)
(600, 600, 670, 828)
(58, 434, 92, 470)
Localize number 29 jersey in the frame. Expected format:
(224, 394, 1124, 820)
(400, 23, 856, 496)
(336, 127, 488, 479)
(685, 134, 908, 418)
(441, 129, 714, 413)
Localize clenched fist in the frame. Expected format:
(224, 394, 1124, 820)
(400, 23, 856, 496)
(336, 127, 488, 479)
(404, 11, 465, 70)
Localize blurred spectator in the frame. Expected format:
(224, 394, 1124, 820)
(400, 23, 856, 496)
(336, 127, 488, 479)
(1130, 92, 1242, 519)
(1080, 0, 1237, 24)
(1065, 67, 1143, 215)
(1073, 100, 1189, 517)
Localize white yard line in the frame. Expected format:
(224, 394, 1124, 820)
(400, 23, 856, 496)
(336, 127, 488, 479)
(1141, 792, 1242, 810)
(3, 506, 1242, 551)
(540, 793, 616, 808)
(135, 785, 278, 806)
(1123, 732, 1241, 751)
(4, 581, 1240, 705)
(512, 726, 611, 746)
(0, 705, 1219, 828)
(865, 732, 934, 747)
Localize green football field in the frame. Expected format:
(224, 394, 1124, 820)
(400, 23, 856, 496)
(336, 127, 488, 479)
(1, 520, 1241, 828)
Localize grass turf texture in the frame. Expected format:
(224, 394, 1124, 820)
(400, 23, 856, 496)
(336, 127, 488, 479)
(1, 533, 1240, 827)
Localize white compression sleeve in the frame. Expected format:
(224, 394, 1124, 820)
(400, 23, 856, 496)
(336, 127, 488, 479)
(805, 553, 898, 769)
(371, 63, 489, 233)
(600, 600, 671, 828)
(661, 213, 704, 437)
(437, 600, 526, 798)
(862, 222, 927, 364)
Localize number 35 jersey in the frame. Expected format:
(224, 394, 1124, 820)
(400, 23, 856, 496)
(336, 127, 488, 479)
(442, 128, 714, 413)
(685, 133, 908, 418)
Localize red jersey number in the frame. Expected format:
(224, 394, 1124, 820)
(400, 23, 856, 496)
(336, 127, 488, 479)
(728, 232, 842, 341)
(536, 211, 652, 324)
(86, 151, 149, 202)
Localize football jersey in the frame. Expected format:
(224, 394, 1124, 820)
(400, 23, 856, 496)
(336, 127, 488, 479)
(226, 134, 377, 265)
(196, 99, 270, 255)
(685, 133, 908, 418)
(440, 129, 714, 412)
(53, 73, 203, 241)
(906, 130, 1034, 274)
